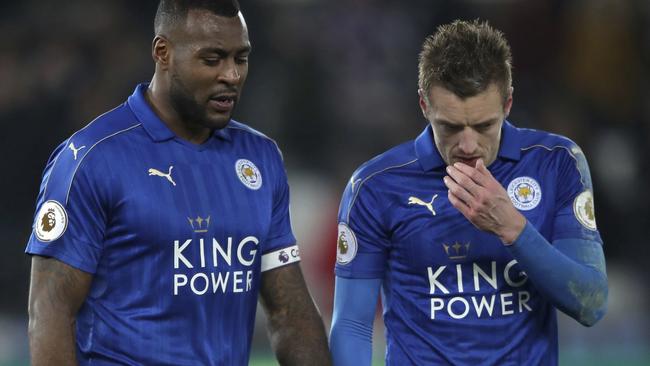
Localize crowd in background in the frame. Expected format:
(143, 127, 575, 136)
(1, 0, 649, 363)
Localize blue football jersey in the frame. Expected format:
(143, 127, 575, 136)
(26, 84, 300, 365)
(335, 122, 601, 365)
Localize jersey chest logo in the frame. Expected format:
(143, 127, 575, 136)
(148, 166, 176, 186)
(408, 194, 438, 216)
(507, 176, 541, 211)
(235, 159, 262, 190)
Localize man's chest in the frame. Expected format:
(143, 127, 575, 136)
(103, 145, 276, 256)
(380, 164, 556, 282)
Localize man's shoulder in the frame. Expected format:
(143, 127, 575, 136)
(41, 103, 142, 198)
(351, 140, 418, 187)
(69, 103, 142, 152)
(515, 127, 582, 159)
(226, 120, 276, 144)
(225, 120, 285, 160)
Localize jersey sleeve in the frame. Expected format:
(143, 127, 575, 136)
(335, 175, 390, 279)
(260, 143, 299, 272)
(25, 140, 108, 274)
(552, 144, 602, 243)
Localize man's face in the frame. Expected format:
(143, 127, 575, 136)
(419, 83, 512, 167)
(167, 10, 250, 130)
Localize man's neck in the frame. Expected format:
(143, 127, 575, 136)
(145, 78, 212, 145)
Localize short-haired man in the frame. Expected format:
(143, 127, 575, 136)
(26, 1, 331, 365)
(330, 19, 607, 365)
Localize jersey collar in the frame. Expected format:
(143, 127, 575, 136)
(415, 120, 521, 171)
(127, 83, 232, 142)
(498, 120, 521, 161)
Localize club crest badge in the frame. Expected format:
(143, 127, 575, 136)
(574, 190, 597, 230)
(235, 159, 262, 190)
(34, 200, 68, 242)
(507, 176, 542, 211)
(336, 223, 358, 265)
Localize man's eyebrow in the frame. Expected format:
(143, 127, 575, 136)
(198, 46, 252, 55)
(434, 118, 461, 127)
(434, 118, 499, 127)
(474, 118, 499, 127)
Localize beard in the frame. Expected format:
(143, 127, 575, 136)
(168, 72, 232, 130)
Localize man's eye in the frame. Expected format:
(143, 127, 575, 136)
(443, 125, 461, 133)
(235, 57, 249, 64)
(203, 58, 220, 65)
(475, 123, 493, 132)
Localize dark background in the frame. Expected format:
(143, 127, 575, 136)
(1, 0, 648, 364)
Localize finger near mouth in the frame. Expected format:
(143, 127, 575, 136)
(456, 157, 479, 167)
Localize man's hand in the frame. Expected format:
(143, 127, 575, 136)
(443, 159, 526, 244)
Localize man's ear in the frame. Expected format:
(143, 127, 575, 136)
(152, 35, 171, 70)
(418, 89, 429, 119)
(504, 86, 514, 117)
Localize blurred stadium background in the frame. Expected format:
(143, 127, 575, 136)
(1, 0, 649, 365)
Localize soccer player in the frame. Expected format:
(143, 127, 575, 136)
(26, 1, 331, 365)
(330, 20, 607, 365)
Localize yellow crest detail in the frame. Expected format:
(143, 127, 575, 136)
(517, 186, 532, 200)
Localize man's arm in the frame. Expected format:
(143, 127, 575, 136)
(28, 255, 92, 366)
(506, 223, 607, 325)
(259, 262, 331, 366)
(329, 276, 381, 366)
(445, 159, 607, 326)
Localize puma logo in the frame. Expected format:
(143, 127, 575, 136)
(408, 194, 438, 216)
(68, 142, 86, 160)
(350, 177, 362, 190)
(148, 166, 176, 186)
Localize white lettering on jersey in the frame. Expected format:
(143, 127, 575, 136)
(426, 260, 533, 320)
(237, 236, 259, 266)
(427, 266, 449, 294)
(473, 262, 498, 291)
(173, 271, 256, 296)
(504, 259, 528, 287)
(430, 292, 533, 320)
(172, 236, 260, 296)
(471, 295, 496, 317)
(174, 240, 193, 268)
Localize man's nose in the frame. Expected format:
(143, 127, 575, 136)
(218, 59, 241, 84)
(458, 128, 478, 154)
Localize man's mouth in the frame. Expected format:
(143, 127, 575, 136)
(208, 94, 236, 112)
(455, 156, 480, 167)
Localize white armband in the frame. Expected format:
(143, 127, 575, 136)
(261, 245, 300, 272)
